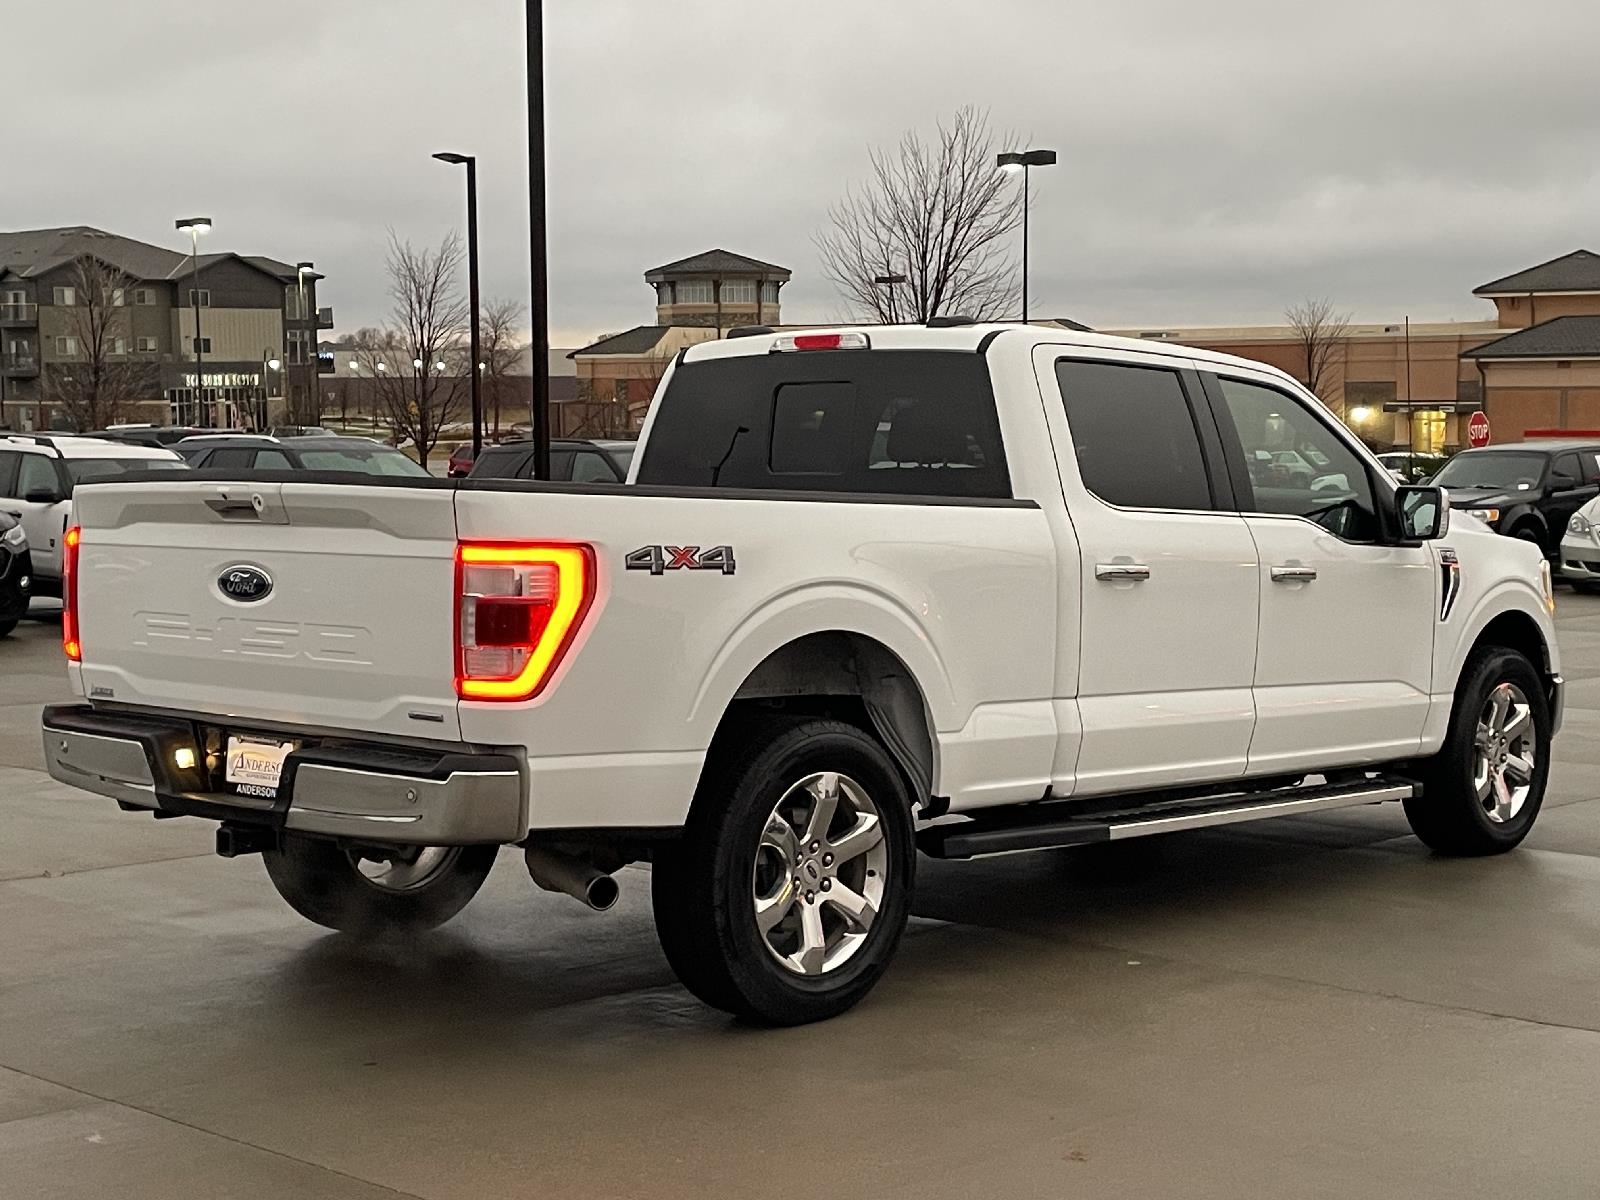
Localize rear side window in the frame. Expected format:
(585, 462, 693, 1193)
(636, 350, 1010, 498)
(1055, 360, 1212, 510)
(206, 447, 256, 469)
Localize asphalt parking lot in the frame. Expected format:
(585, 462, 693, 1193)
(5, 599, 1600, 1198)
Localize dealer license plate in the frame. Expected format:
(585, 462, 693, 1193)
(224, 736, 297, 799)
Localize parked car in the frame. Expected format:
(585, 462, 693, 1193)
(0, 510, 30, 638)
(467, 437, 635, 483)
(1376, 451, 1448, 484)
(87, 425, 226, 448)
(1559, 493, 1600, 593)
(446, 442, 477, 478)
(1432, 440, 1600, 562)
(178, 435, 431, 477)
(0, 435, 187, 597)
(43, 324, 1561, 1026)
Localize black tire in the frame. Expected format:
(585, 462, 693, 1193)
(1404, 648, 1550, 855)
(1509, 523, 1543, 548)
(652, 717, 916, 1026)
(0, 619, 15, 639)
(1572, 581, 1600, 596)
(262, 834, 497, 933)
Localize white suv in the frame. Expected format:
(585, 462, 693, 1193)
(0, 435, 186, 597)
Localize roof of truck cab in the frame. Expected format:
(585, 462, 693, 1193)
(4, 434, 181, 459)
(676, 322, 1305, 386)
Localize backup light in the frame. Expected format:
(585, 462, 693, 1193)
(455, 542, 595, 701)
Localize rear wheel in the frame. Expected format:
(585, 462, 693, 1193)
(652, 717, 915, 1025)
(1510, 523, 1544, 549)
(1404, 648, 1549, 855)
(263, 834, 497, 933)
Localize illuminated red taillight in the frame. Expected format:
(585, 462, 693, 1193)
(455, 542, 594, 701)
(62, 525, 82, 662)
(772, 331, 870, 352)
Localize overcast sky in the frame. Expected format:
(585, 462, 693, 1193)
(6, 0, 1598, 346)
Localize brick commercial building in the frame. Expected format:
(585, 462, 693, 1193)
(568, 250, 790, 434)
(1, 226, 331, 431)
(1114, 250, 1600, 452)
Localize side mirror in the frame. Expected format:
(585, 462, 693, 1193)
(1397, 485, 1449, 541)
(23, 487, 63, 505)
(1549, 472, 1579, 490)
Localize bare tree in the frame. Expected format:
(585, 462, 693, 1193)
(353, 232, 470, 467)
(43, 258, 156, 429)
(480, 297, 526, 439)
(816, 106, 1022, 324)
(1285, 298, 1352, 408)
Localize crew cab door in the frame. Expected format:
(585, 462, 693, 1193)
(5, 450, 69, 578)
(1202, 370, 1435, 772)
(1036, 348, 1260, 795)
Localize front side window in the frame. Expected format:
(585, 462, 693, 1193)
(1214, 376, 1378, 541)
(296, 447, 429, 477)
(1552, 453, 1583, 487)
(1055, 359, 1213, 511)
(570, 451, 619, 483)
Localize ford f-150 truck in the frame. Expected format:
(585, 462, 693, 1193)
(42, 323, 1563, 1026)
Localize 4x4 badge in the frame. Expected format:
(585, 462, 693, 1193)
(625, 545, 736, 576)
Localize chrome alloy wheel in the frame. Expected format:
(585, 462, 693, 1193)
(349, 845, 460, 892)
(1474, 682, 1537, 824)
(751, 771, 888, 976)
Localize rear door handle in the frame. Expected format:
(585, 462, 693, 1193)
(1095, 563, 1151, 582)
(1270, 565, 1318, 583)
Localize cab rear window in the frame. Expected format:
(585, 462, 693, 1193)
(635, 350, 1010, 498)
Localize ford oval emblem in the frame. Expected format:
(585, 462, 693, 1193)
(218, 565, 273, 602)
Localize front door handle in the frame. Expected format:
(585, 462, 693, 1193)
(1095, 563, 1151, 583)
(1270, 565, 1318, 583)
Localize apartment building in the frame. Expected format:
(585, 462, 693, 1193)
(0, 226, 332, 430)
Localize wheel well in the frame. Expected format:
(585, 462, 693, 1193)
(713, 632, 936, 804)
(1470, 610, 1550, 676)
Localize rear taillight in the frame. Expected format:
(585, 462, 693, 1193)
(455, 542, 594, 701)
(62, 525, 81, 662)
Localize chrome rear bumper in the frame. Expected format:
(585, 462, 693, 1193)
(42, 704, 526, 845)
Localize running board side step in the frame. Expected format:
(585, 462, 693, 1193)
(918, 780, 1414, 860)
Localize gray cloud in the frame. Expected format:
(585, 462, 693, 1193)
(5, 0, 1596, 343)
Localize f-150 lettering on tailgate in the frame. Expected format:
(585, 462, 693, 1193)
(131, 611, 374, 665)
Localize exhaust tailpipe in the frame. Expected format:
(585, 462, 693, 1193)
(524, 845, 620, 911)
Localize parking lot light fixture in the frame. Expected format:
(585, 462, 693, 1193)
(995, 149, 1057, 323)
(175, 216, 213, 421)
(433, 150, 484, 457)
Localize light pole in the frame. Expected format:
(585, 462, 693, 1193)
(175, 217, 212, 422)
(295, 261, 314, 423)
(526, 0, 550, 477)
(995, 150, 1056, 323)
(432, 152, 483, 456)
(259, 349, 280, 431)
(872, 272, 908, 323)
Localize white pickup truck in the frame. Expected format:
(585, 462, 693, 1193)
(43, 323, 1562, 1025)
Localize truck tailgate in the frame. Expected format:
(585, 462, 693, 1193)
(72, 479, 463, 741)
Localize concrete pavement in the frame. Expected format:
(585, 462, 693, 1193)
(4, 600, 1600, 1197)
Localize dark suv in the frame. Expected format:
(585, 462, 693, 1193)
(467, 438, 635, 483)
(1432, 440, 1600, 561)
(178, 435, 431, 477)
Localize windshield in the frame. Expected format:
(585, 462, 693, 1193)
(66, 458, 188, 482)
(296, 447, 430, 477)
(1433, 451, 1546, 491)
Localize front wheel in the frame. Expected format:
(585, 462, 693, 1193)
(263, 834, 498, 933)
(652, 717, 916, 1025)
(1404, 648, 1550, 855)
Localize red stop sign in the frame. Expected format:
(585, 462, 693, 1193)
(1468, 411, 1491, 448)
